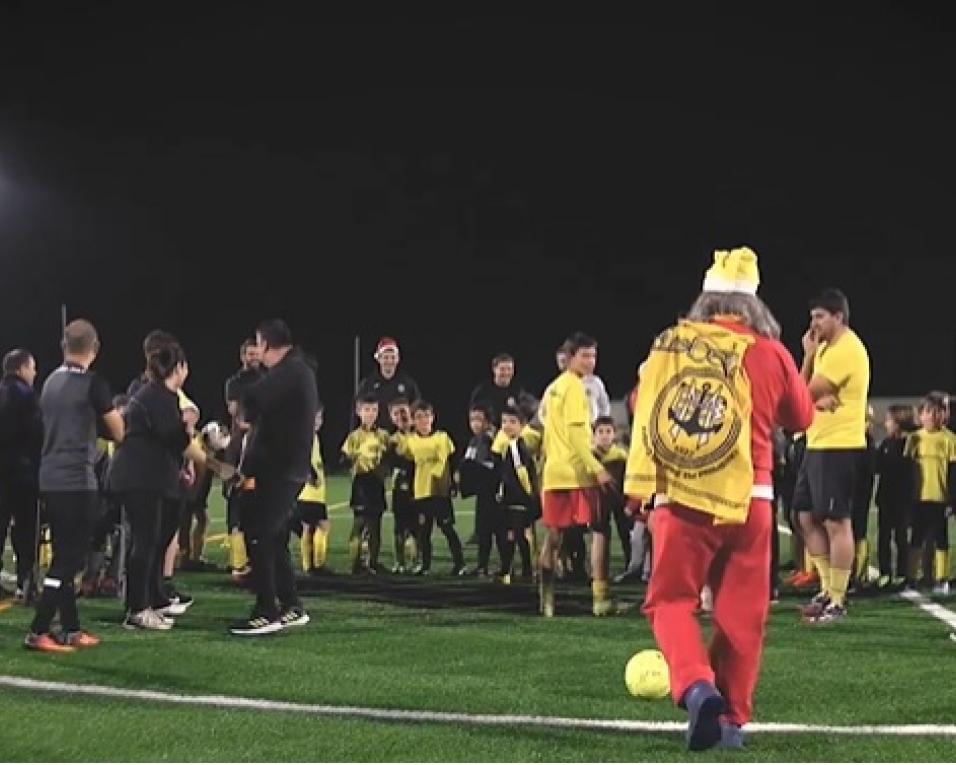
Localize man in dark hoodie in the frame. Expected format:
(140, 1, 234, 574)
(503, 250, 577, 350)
(0, 349, 44, 601)
(230, 319, 319, 637)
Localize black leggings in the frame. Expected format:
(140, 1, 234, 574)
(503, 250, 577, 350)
(476, 497, 506, 571)
(31, 492, 99, 635)
(123, 493, 180, 613)
(911, 502, 948, 551)
(418, 514, 464, 571)
(877, 502, 909, 579)
(0, 483, 38, 590)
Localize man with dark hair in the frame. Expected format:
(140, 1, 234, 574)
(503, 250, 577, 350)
(539, 331, 616, 617)
(469, 353, 530, 426)
(0, 349, 43, 601)
(225, 338, 264, 426)
(230, 319, 319, 636)
(796, 287, 871, 624)
(222, 337, 264, 578)
(25, 320, 125, 652)
(356, 337, 421, 429)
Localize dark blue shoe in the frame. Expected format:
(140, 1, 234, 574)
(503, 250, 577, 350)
(682, 681, 726, 751)
(719, 722, 745, 749)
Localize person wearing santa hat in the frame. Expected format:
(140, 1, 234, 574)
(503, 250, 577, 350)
(356, 338, 421, 430)
(625, 247, 814, 750)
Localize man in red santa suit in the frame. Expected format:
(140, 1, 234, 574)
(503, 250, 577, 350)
(626, 248, 814, 750)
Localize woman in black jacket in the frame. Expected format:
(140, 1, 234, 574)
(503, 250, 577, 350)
(110, 340, 228, 630)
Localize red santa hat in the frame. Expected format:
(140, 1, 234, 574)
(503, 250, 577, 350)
(374, 336, 400, 359)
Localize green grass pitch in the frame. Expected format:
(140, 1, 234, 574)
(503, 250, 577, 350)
(1, 475, 955, 761)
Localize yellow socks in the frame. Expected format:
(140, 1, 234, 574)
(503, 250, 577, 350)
(229, 531, 248, 571)
(829, 567, 851, 607)
(934, 550, 951, 583)
(313, 528, 329, 569)
(853, 540, 869, 582)
(592, 579, 614, 616)
(300, 532, 313, 572)
(809, 554, 831, 594)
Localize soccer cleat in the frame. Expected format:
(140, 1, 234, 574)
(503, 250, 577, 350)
(230, 614, 284, 637)
(876, 575, 891, 589)
(683, 681, 726, 751)
(592, 598, 620, 617)
(61, 630, 101, 649)
(279, 606, 310, 628)
(0, 599, 13, 613)
(499, 573, 512, 586)
(800, 591, 830, 619)
(156, 595, 193, 617)
(451, 565, 468, 577)
(124, 609, 174, 631)
(790, 570, 820, 589)
(24, 632, 76, 653)
(933, 581, 951, 596)
(391, 563, 406, 575)
(412, 564, 429, 576)
(719, 722, 745, 749)
(809, 603, 847, 624)
(613, 568, 643, 585)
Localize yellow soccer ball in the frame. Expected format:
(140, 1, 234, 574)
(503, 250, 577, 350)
(624, 649, 671, 700)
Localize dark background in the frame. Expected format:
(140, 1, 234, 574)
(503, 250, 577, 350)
(1, 3, 954, 451)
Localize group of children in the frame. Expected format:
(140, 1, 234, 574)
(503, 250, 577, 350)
(284, 392, 644, 591)
(781, 391, 955, 597)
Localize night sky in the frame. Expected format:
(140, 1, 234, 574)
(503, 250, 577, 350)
(2, 4, 955, 449)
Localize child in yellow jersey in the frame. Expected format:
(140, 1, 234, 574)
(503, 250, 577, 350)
(593, 416, 631, 573)
(342, 397, 390, 574)
(492, 406, 541, 583)
(904, 394, 956, 595)
(294, 407, 330, 575)
(387, 398, 418, 573)
(391, 401, 466, 576)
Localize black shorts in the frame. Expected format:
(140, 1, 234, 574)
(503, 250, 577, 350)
(417, 497, 455, 526)
(793, 448, 863, 520)
(350, 474, 386, 514)
(295, 500, 328, 526)
(911, 502, 948, 550)
(504, 505, 534, 531)
(392, 492, 418, 534)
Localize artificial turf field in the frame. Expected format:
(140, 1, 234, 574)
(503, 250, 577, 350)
(2, 475, 956, 762)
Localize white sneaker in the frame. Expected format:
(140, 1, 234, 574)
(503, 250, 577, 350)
(933, 582, 951, 596)
(157, 600, 190, 617)
(124, 609, 174, 631)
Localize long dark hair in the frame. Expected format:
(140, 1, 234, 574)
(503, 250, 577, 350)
(147, 342, 186, 382)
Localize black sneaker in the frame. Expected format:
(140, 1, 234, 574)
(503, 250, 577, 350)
(451, 565, 468, 577)
(230, 614, 283, 636)
(279, 606, 310, 628)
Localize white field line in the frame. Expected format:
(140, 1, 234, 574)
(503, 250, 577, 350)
(0, 675, 954, 738)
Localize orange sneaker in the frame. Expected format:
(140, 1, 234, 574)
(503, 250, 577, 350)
(0, 599, 14, 613)
(783, 570, 806, 586)
(63, 630, 101, 649)
(791, 571, 820, 589)
(23, 633, 76, 654)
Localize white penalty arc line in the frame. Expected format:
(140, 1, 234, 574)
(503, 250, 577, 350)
(0, 675, 954, 738)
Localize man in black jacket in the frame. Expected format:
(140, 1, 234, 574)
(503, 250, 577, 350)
(231, 319, 319, 637)
(355, 337, 420, 429)
(0, 349, 43, 600)
(469, 353, 531, 426)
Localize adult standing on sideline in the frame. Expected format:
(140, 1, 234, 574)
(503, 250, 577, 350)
(356, 337, 421, 430)
(0, 349, 44, 601)
(469, 353, 530, 426)
(230, 319, 319, 636)
(24, 320, 125, 653)
(795, 288, 871, 624)
(225, 338, 263, 426)
(626, 249, 813, 750)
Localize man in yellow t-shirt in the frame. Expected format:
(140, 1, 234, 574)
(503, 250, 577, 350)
(539, 332, 614, 617)
(795, 288, 871, 624)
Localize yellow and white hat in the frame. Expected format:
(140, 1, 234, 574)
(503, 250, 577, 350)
(702, 247, 760, 295)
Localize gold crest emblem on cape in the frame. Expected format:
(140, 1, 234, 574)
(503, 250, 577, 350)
(625, 320, 755, 523)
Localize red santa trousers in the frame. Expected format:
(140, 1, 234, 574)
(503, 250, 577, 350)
(643, 499, 771, 726)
